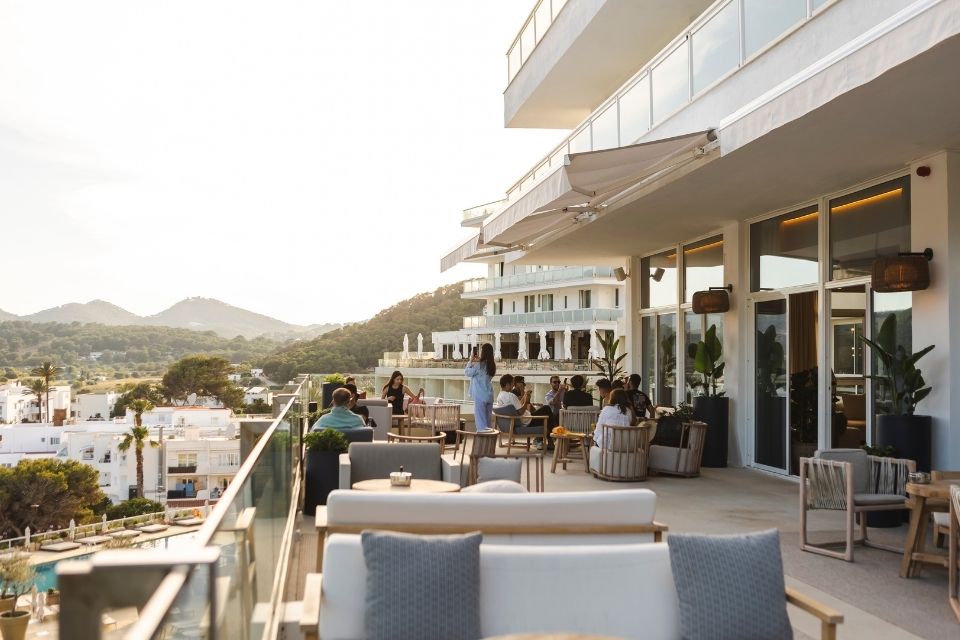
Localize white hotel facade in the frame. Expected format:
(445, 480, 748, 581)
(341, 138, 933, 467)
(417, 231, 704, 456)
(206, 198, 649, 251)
(433, 0, 960, 472)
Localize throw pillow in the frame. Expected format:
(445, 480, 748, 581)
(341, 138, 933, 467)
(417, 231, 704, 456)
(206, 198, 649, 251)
(667, 529, 792, 640)
(462, 479, 527, 493)
(361, 530, 482, 640)
(476, 457, 523, 484)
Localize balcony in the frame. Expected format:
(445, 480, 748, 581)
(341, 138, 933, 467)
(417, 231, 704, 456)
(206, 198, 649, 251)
(463, 307, 621, 329)
(462, 199, 506, 227)
(505, 0, 715, 128)
(463, 265, 617, 296)
(167, 464, 198, 474)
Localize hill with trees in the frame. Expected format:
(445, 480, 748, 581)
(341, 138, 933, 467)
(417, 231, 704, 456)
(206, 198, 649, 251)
(261, 283, 482, 380)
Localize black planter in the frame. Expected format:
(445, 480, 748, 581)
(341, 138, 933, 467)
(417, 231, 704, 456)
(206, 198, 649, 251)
(303, 449, 341, 516)
(877, 414, 932, 472)
(321, 382, 344, 410)
(694, 395, 729, 468)
(858, 510, 904, 529)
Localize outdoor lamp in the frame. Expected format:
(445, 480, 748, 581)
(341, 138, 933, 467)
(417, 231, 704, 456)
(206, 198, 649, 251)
(871, 248, 933, 292)
(692, 285, 733, 314)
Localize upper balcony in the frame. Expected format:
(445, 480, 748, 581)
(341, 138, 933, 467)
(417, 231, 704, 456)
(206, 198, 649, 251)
(462, 199, 506, 228)
(462, 265, 618, 297)
(504, 0, 715, 128)
(463, 307, 621, 329)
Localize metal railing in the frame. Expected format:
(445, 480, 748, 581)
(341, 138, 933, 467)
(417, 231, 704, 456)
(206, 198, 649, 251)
(0, 511, 168, 551)
(463, 266, 616, 293)
(57, 376, 312, 640)
(463, 307, 622, 329)
(500, 0, 843, 207)
(166, 464, 197, 474)
(380, 356, 594, 371)
(506, 0, 569, 83)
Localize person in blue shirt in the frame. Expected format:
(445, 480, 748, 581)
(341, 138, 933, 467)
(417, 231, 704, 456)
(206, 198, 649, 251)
(465, 343, 496, 431)
(313, 388, 366, 431)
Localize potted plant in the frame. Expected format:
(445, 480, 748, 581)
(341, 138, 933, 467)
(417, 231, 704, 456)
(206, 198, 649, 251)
(861, 314, 934, 471)
(303, 428, 350, 515)
(689, 324, 729, 467)
(0, 553, 34, 640)
(589, 330, 626, 382)
(321, 373, 347, 410)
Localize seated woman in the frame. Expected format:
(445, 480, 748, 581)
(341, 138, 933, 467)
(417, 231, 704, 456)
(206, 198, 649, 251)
(592, 389, 635, 448)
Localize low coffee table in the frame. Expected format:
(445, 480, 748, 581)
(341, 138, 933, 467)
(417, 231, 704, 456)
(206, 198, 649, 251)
(352, 478, 460, 493)
(551, 431, 590, 474)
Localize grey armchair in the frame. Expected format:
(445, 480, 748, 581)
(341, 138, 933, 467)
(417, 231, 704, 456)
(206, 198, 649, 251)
(338, 442, 462, 489)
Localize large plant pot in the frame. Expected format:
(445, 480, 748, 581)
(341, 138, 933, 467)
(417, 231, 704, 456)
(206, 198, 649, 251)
(0, 611, 30, 640)
(694, 396, 729, 468)
(321, 383, 344, 410)
(877, 414, 932, 472)
(303, 449, 341, 516)
(0, 598, 13, 616)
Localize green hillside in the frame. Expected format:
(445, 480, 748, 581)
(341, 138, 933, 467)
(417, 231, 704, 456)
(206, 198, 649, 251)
(261, 283, 481, 380)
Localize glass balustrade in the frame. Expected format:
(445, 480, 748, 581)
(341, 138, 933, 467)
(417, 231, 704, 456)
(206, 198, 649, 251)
(463, 308, 622, 329)
(462, 266, 616, 293)
(501, 0, 842, 205)
(507, 0, 570, 82)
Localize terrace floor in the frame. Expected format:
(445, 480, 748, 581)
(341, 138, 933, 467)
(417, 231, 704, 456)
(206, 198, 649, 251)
(288, 460, 957, 640)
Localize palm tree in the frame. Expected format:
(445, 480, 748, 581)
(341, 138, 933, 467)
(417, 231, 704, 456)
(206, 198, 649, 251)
(30, 361, 63, 423)
(118, 399, 158, 498)
(27, 378, 48, 423)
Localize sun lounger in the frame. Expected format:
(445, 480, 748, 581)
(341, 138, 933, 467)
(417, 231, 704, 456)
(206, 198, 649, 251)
(39, 541, 81, 552)
(171, 517, 204, 526)
(107, 530, 140, 539)
(76, 535, 112, 545)
(136, 523, 169, 533)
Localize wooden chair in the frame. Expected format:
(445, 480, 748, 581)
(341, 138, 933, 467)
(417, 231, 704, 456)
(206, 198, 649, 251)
(558, 406, 601, 434)
(493, 410, 550, 456)
(386, 432, 446, 445)
(949, 484, 960, 622)
(799, 449, 915, 562)
(555, 406, 601, 470)
(932, 470, 960, 548)
(589, 422, 653, 482)
(451, 429, 499, 486)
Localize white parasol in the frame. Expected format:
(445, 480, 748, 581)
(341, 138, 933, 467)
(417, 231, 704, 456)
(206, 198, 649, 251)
(402, 334, 410, 359)
(537, 329, 550, 360)
(494, 332, 502, 361)
(517, 331, 528, 360)
(416, 333, 424, 358)
(563, 328, 573, 360)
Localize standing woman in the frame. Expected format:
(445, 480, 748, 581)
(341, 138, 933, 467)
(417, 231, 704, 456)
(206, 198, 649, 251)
(381, 371, 418, 415)
(465, 343, 496, 431)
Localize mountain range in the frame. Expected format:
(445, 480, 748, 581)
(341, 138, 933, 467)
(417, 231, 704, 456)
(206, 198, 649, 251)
(0, 298, 338, 340)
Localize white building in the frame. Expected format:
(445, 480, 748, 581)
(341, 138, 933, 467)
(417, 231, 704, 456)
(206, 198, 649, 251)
(127, 406, 234, 430)
(0, 424, 64, 467)
(0, 382, 33, 425)
(27, 384, 72, 423)
(444, 0, 960, 472)
(71, 392, 120, 421)
(243, 387, 273, 406)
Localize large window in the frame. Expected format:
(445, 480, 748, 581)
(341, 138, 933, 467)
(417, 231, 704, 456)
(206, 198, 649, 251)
(829, 176, 910, 280)
(871, 291, 913, 420)
(750, 206, 819, 291)
(683, 235, 724, 303)
(641, 315, 656, 398)
(691, 1, 739, 94)
(641, 249, 678, 308)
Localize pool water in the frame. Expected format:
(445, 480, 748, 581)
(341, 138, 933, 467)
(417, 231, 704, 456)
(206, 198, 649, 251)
(34, 532, 199, 591)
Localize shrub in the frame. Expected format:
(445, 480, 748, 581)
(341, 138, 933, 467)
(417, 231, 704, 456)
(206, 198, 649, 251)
(304, 428, 349, 453)
(106, 498, 164, 520)
(323, 373, 347, 384)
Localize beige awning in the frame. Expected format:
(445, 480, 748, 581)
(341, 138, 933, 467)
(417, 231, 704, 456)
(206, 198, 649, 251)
(481, 129, 716, 248)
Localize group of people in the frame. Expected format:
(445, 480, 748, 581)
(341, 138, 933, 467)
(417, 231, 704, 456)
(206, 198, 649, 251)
(311, 371, 426, 432)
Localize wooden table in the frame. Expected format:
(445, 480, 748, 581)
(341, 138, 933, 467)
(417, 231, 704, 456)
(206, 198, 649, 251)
(351, 478, 460, 493)
(900, 479, 958, 578)
(551, 431, 590, 474)
(390, 413, 409, 435)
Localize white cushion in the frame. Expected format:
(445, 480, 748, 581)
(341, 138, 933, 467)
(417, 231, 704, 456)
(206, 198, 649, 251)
(461, 480, 527, 493)
(933, 511, 950, 527)
(319, 535, 681, 640)
(650, 445, 693, 473)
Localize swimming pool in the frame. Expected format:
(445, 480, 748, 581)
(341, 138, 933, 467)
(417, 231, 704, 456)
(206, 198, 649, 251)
(34, 531, 199, 591)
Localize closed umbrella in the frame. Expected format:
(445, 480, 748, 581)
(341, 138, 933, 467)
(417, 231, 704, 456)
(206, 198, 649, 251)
(517, 331, 528, 360)
(537, 329, 550, 360)
(69, 518, 76, 541)
(494, 332, 502, 361)
(417, 333, 424, 358)
(563, 328, 572, 360)
(402, 334, 410, 359)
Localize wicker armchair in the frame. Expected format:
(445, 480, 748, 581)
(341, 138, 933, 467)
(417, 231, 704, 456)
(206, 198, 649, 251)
(558, 406, 601, 434)
(799, 448, 915, 561)
(588, 422, 654, 482)
(451, 429, 500, 485)
(386, 432, 446, 445)
(649, 420, 707, 477)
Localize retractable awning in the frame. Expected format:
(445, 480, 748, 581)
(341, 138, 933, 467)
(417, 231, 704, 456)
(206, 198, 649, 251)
(480, 129, 716, 249)
(440, 234, 481, 272)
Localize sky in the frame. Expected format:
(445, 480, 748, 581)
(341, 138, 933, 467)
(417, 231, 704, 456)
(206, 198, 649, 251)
(0, 1, 568, 325)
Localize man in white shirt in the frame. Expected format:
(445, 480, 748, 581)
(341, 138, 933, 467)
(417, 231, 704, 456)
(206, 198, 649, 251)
(494, 374, 526, 413)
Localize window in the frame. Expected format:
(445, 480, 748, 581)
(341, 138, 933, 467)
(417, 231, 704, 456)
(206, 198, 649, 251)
(683, 236, 724, 302)
(619, 75, 650, 145)
(692, 1, 739, 94)
(497, 262, 504, 277)
(564, 296, 568, 309)
(177, 453, 197, 467)
(524, 295, 536, 313)
(216, 452, 240, 466)
(512, 301, 516, 312)
(830, 176, 910, 280)
(652, 41, 689, 123)
(641, 249, 678, 308)
(750, 206, 819, 291)
(82, 446, 94, 461)
(579, 290, 592, 309)
(50, 437, 59, 445)
(615, 289, 620, 308)
(542, 294, 554, 311)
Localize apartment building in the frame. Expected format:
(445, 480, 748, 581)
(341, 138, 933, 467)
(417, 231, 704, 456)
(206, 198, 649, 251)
(0, 381, 32, 424)
(441, 0, 960, 471)
(71, 391, 120, 421)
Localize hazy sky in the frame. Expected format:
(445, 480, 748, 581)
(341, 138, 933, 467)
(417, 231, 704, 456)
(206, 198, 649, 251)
(0, 1, 567, 325)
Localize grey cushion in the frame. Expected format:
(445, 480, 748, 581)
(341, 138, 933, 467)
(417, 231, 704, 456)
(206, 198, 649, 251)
(816, 448, 869, 493)
(349, 442, 442, 482)
(853, 493, 906, 506)
(340, 427, 375, 443)
(476, 458, 522, 483)
(461, 479, 527, 493)
(492, 405, 519, 431)
(668, 529, 792, 640)
(361, 530, 482, 640)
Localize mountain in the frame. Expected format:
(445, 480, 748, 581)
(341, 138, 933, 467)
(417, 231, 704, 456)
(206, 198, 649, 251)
(261, 283, 482, 380)
(0, 298, 339, 340)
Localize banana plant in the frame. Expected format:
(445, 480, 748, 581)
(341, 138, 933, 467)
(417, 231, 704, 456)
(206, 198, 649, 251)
(860, 314, 933, 416)
(591, 330, 627, 381)
(688, 324, 725, 397)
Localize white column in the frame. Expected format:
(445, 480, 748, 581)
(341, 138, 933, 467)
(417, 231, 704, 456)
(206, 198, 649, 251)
(722, 220, 744, 467)
(624, 256, 642, 372)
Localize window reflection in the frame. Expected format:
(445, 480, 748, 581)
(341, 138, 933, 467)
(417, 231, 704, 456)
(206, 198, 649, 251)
(684, 235, 723, 303)
(692, 1, 739, 94)
(750, 206, 819, 291)
(642, 249, 678, 308)
(830, 176, 910, 280)
(684, 312, 702, 403)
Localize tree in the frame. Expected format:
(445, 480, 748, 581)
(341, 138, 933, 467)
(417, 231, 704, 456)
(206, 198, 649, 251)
(118, 421, 158, 499)
(161, 355, 244, 409)
(27, 378, 48, 422)
(113, 382, 165, 418)
(106, 498, 164, 520)
(0, 459, 105, 538)
(30, 361, 63, 423)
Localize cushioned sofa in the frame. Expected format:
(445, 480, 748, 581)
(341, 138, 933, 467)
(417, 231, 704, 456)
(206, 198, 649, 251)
(338, 442, 461, 490)
(301, 536, 843, 640)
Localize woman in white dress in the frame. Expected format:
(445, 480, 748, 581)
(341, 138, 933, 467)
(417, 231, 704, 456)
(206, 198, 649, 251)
(593, 389, 635, 448)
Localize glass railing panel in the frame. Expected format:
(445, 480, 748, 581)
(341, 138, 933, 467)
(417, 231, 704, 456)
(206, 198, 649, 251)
(508, 44, 521, 81)
(550, 144, 568, 170)
(743, 0, 807, 58)
(521, 19, 536, 64)
(535, 1, 551, 45)
(591, 102, 619, 151)
(618, 73, 651, 146)
(553, 0, 568, 17)
(692, 1, 740, 94)
(569, 126, 592, 154)
(652, 40, 690, 123)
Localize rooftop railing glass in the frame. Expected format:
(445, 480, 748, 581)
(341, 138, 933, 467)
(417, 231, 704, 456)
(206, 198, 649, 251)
(57, 377, 311, 640)
(463, 307, 622, 329)
(501, 0, 836, 206)
(506, 0, 569, 83)
(463, 266, 616, 293)
(462, 199, 507, 224)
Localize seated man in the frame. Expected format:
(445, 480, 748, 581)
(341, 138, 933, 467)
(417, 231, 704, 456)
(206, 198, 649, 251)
(626, 373, 653, 419)
(562, 375, 594, 408)
(595, 378, 612, 407)
(344, 383, 369, 421)
(313, 388, 366, 431)
(494, 373, 526, 422)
